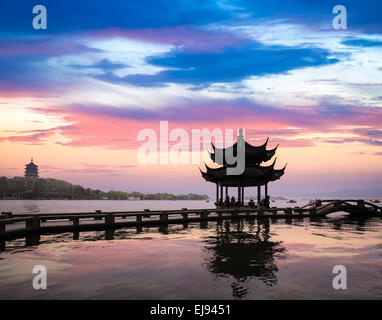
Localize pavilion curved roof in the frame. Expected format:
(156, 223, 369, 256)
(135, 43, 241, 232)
(210, 138, 278, 166)
(200, 160, 286, 187)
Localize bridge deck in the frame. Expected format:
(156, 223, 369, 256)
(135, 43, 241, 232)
(0, 199, 380, 241)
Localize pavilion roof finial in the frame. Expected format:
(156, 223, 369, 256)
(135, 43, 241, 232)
(237, 128, 245, 147)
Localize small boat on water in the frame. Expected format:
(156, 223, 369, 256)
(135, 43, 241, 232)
(287, 199, 296, 203)
(206, 199, 209, 203)
(371, 199, 380, 204)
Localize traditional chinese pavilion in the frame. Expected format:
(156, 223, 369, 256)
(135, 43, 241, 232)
(25, 158, 39, 178)
(200, 130, 286, 206)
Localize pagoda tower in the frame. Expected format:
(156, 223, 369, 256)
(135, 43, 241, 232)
(200, 130, 286, 206)
(24, 158, 39, 178)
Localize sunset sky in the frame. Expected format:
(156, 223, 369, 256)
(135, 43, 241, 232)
(1, 0, 382, 197)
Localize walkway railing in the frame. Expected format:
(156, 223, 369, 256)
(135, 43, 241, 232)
(0, 199, 380, 241)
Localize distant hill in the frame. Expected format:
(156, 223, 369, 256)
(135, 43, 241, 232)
(0, 176, 208, 200)
(301, 188, 382, 199)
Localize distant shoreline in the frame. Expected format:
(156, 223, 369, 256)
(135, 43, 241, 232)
(0, 198, 210, 201)
(0, 176, 208, 201)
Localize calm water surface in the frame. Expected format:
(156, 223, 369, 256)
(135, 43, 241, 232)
(0, 200, 381, 299)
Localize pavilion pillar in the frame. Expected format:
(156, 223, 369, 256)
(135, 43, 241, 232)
(220, 184, 223, 202)
(225, 186, 228, 198)
(242, 187, 245, 205)
(216, 184, 219, 203)
(265, 183, 268, 199)
(238, 187, 241, 204)
(257, 185, 261, 204)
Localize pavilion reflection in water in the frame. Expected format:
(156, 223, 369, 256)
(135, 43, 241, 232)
(202, 219, 287, 298)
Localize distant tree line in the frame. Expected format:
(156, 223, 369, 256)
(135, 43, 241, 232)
(0, 177, 208, 200)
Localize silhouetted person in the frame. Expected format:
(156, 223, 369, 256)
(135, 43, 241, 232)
(231, 196, 236, 206)
(248, 199, 255, 208)
(224, 194, 230, 207)
(265, 196, 270, 208)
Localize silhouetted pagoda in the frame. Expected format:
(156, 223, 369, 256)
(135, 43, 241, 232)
(200, 129, 286, 206)
(25, 158, 39, 178)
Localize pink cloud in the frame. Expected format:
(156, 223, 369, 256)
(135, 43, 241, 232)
(0, 127, 62, 144)
(2, 100, 382, 150)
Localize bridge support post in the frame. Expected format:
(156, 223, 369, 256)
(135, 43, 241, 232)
(143, 209, 150, 219)
(95, 210, 102, 220)
(105, 214, 115, 226)
(72, 217, 79, 228)
(25, 234, 40, 246)
(105, 229, 114, 240)
(136, 215, 142, 223)
(0, 223, 5, 234)
(182, 213, 188, 221)
(257, 185, 261, 205)
(315, 200, 322, 207)
(200, 211, 209, 220)
(160, 213, 168, 222)
(26, 216, 40, 231)
(357, 199, 365, 208)
(217, 211, 222, 219)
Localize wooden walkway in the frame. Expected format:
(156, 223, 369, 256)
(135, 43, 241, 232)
(0, 199, 381, 241)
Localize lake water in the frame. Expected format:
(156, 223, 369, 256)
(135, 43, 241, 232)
(0, 199, 216, 214)
(0, 198, 330, 214)
(0, 200, 381, 299)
